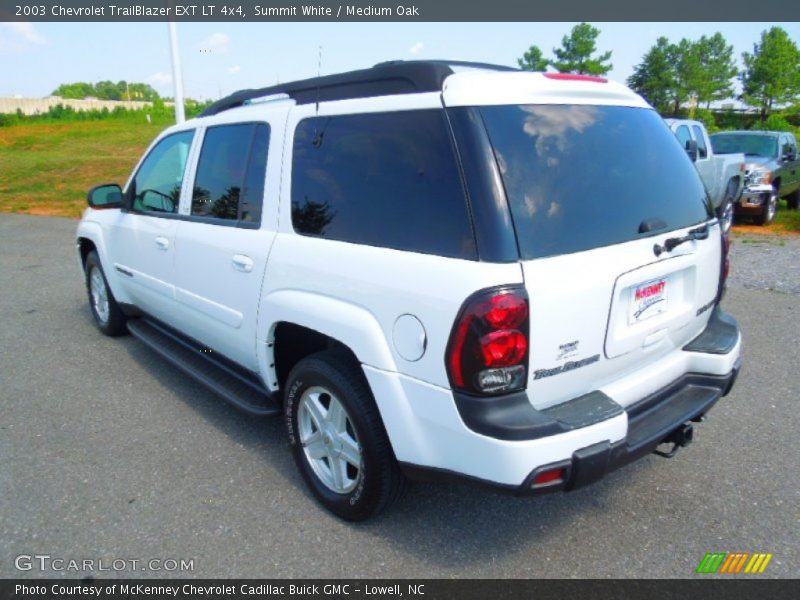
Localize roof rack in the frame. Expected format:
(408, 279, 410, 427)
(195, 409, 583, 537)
(200, 60, 518, 117)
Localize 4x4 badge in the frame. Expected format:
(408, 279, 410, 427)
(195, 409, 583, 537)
(556, 340, 579, 360)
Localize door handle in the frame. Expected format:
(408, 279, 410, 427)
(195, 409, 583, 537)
(155, 236, 170, 250)
(232, 254, 254, 273)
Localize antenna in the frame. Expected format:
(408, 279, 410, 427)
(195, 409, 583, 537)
(312, 46, 324, 148)
(315, 45, 323, 116)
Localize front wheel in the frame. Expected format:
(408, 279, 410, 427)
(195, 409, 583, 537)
(84, 251, 127, 336)
(754, 189, 778, 226)
(284, 351, 406, 521)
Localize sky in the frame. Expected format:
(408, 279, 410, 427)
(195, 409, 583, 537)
(1, 22, 799, 101)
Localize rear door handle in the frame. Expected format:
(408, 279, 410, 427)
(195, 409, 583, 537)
(232, 254, 254, 273)
(155, 236, 170, 250)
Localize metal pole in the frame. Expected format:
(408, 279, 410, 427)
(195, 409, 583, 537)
(168, 21, 186, 123)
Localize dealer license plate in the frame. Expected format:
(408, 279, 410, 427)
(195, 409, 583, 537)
(629, 278, 668, 324)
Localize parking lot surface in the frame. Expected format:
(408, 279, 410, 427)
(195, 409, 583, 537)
(1, 214, 797, 578)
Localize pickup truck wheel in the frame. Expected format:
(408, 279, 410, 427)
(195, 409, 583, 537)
(754, 189, 778, 226)
(285, 351, 406, 521)
(84, 251, 127, 336)
(718, 182, 736, 234)
(787, 190, 799, 210)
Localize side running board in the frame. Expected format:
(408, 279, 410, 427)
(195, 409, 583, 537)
(126, 318, 279, 416)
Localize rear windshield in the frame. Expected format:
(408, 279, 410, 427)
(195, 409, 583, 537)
(480, 105, 712, 260)
(709, 133, 778, 158)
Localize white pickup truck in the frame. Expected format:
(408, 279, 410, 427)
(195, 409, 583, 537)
(665, 119, 745, 231)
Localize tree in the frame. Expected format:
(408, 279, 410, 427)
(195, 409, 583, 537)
(693, 33, 738, 108)
(51, 80, 161, 102)
(517, 45, 549, 71)
(627, 37, 678, 113)
(551, 22, 612, 75)
(671, 38, 703, 116)
(741, 27, 800, 119)
(52, 82, 94, 99)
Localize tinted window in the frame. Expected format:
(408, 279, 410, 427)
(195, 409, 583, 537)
(709, 134, 778, 158)
(131, 130, 194, 213)
(675, 125, 692, 149)
(191, 123, 269, 224)
(692, 125, 708, 158)
(291, 110, 476, 259)
(480, 105, 711, 260)
(780, 135, 796, 158)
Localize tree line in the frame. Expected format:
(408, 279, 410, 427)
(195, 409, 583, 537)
(51, 80, 160, 102)
(518, 24, 800, 123)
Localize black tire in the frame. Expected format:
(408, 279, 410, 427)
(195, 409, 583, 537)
(284, 350, 406, 521)
(787, 189, 800, 210)
(84, 250, 127, 336)
(754, 189, 778, 226)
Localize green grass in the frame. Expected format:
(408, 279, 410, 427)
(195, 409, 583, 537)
(0, 116, 174, 218)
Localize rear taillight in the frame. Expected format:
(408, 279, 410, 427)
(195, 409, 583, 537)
(446, 287, 529, 395)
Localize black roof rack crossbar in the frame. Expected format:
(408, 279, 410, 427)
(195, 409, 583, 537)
(200, 60, 518, 117)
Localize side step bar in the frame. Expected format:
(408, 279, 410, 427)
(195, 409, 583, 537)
(126, 318, 280, 416)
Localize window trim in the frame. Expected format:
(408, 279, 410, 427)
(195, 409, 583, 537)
(288, 108, 479, 260)
(126, 129, 197, 218)
(186, 121, 271, 228)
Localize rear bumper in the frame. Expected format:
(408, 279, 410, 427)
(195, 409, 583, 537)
(526, 363, 739, 495)
(401, 362, 740, 495)
(366, 307, 742, 493)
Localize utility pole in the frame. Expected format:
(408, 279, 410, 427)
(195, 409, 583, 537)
(168, 21, 186, 123)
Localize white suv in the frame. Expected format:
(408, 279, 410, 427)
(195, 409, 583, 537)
(77, 61, 742, 521)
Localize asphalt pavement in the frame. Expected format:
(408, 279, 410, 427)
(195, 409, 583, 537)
(1, 213, 797, 578)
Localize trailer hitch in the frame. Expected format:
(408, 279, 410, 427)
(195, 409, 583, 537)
(654, 422, 694, 458)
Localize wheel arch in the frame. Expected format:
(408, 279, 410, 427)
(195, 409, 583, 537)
(76, 221, 133, 305)
(257, 290, 398, 394)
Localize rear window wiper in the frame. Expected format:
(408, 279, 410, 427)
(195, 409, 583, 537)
(653, 224, 709, 257)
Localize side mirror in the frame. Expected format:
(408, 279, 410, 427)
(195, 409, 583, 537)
(685, 139, 698, 163)
(87, 184, 123, 209)
(783, 153, 796, 162)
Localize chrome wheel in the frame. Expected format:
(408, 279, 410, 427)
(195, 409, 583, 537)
(766, 192, 778, 222)
(89, 266, 110, 324)
(720, 200, 734, 234)
(298, 386, 362, 494)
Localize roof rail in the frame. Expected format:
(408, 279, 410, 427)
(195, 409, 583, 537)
(200, 60, 517, 117)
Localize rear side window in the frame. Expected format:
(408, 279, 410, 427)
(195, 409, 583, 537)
(191, 123, 269, 225)
(290, 110, 476, 259)
(480, 105, 711, 260)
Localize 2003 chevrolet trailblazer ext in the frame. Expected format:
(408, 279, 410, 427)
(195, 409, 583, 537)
(77, 61, 742, 520)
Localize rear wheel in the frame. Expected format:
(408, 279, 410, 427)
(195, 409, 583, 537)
(84, 251, 127, 336)
(754, 189, 778, 226)
(284, 350, 406, 521)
